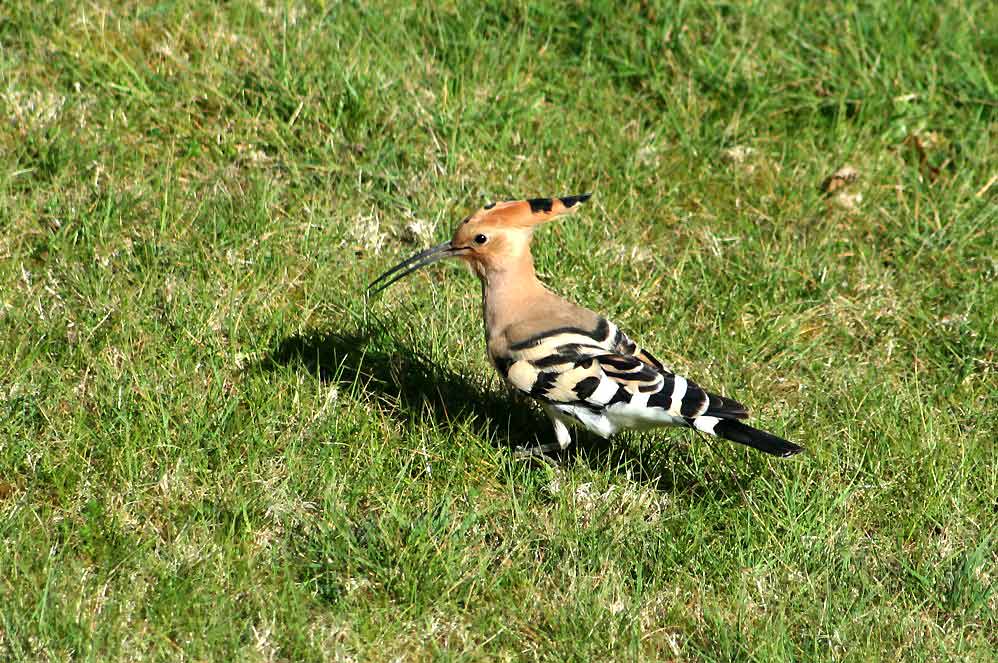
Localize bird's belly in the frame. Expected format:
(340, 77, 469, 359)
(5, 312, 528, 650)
(549, 404, 616, 438)
(604, 403, 687, 431)
(551, 402, 686, 438)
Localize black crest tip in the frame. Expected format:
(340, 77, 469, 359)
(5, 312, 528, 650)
(560, 193, 592, 208)
(527, 197, 554, 213)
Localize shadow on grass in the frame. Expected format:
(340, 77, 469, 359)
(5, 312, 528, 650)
(265, 325, 548, 452)
(261, 321, 761, 497)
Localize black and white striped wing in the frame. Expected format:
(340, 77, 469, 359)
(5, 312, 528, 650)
(501, 317, 672, 373)
(609, 327, 671, 374)
(504, 351, 742, 421)
(501, 346, 801, 457)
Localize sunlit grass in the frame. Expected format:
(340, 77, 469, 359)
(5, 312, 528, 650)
(1, 1, 995, 660)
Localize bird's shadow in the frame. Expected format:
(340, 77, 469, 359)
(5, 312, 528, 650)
(260, 323, 760, 496)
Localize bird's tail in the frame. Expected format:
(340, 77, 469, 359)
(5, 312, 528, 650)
(689, 415, 803, 457)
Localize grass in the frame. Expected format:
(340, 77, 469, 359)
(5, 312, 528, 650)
(1, 0, 995, 660)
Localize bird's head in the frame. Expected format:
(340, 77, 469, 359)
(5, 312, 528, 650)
(368, 194, 591, 294)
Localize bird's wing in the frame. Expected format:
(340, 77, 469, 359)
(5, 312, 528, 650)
(502, 313, 668, 372)
(493, 313, 748, 419)
(608, 325, 671, 373)
(605, 326, 750, 419)
(500, 348, 805, 456)
(502, 350, 747, 420)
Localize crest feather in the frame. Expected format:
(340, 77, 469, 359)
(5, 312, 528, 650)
(479, 193, 592, 227)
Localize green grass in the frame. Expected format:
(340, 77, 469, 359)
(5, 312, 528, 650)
(1, 0, 996, 660)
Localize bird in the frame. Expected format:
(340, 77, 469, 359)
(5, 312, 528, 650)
(368, 194, 803, 459)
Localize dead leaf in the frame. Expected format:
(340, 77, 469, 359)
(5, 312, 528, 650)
(903, 134, 941, 182)
(822, 165, 859, 194)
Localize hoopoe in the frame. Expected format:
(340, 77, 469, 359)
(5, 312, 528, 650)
(369, 195, 803, 459)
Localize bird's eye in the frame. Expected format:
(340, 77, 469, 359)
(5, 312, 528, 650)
(474, 234, 488, 245)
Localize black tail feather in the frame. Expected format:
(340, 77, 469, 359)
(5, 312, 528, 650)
(704, 391, 749, 420)
(712, 419, 803, 458)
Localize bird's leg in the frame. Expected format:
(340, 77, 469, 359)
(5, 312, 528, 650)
(513, 408, 573, 461)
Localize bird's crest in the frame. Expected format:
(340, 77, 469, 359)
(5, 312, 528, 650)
(471, 193, 592, 228)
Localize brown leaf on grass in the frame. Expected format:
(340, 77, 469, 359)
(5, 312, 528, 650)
(822, 165, 859, 194)
(903, 134, 942, 182)
(821, 165, 863, 212)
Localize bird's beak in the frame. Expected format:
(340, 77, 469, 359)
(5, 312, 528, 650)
(367, 241, 463, 296)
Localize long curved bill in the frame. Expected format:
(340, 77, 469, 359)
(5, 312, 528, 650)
(367, 241, 460, 296)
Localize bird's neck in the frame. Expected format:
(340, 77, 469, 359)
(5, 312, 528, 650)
(479, 252, 549, 341)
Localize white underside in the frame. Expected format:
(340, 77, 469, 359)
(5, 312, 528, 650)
(551, 401, 690, 438)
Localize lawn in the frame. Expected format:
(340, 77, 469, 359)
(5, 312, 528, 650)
(1, 1, 995, 660)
